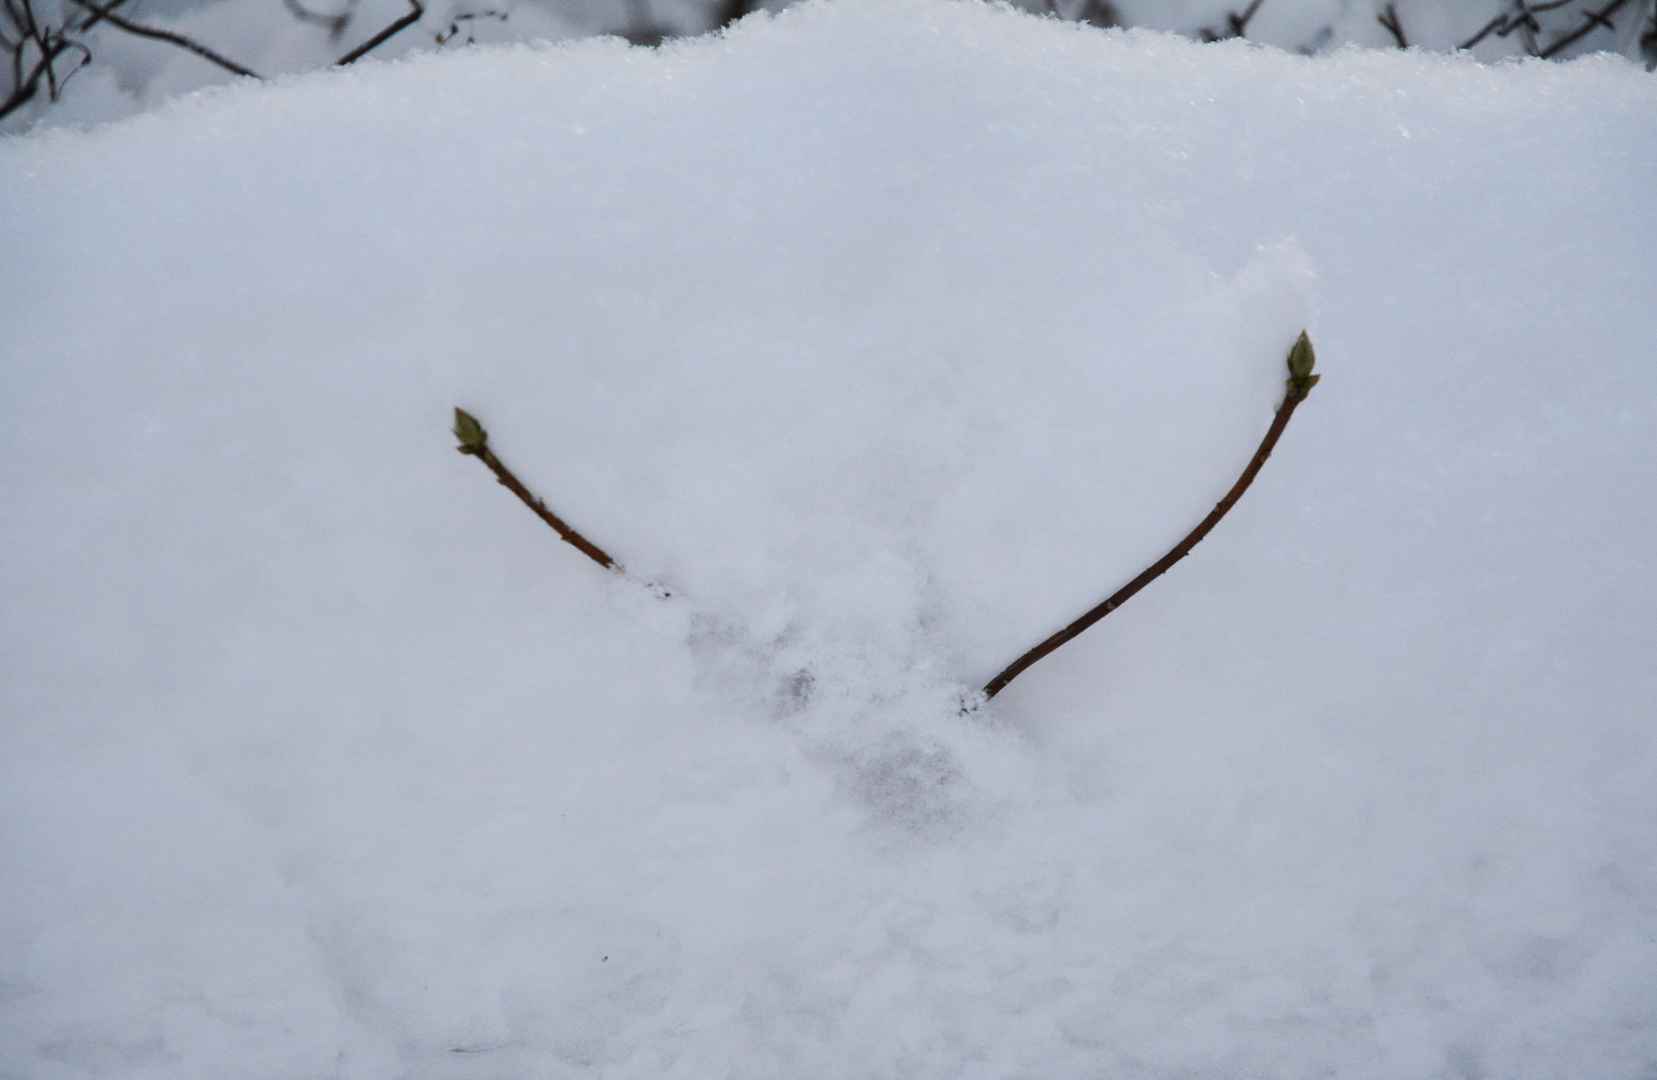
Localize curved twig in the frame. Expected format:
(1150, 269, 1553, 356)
(981, 332, 1320, 700)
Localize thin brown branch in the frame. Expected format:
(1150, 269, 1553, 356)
(452, 408, 620, 571)
(1460, 12, 1508, 48)
(1460, 0, 1576, 51)
(66, 0, 260, 78)
(0, 30, 87, 119)
(1378, 3, 1409, 47)
(62, 0, 131, 34)
(1201, 0, 1265, 41)
(981, 332, 1320, 701)
(1229, 0, 1266, 35)
(0, 46, 53, 118)
(1540, 0, 1633, 56)
(334, 0, 422, 65)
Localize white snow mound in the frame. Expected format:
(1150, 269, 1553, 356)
(2, 2, 1655, 1077)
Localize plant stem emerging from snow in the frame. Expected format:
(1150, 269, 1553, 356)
(452, 407, 621, 571)
(980, 332, 1320, 701)
(1378, 3, 1409, 47)
(334, 0, 423, 66)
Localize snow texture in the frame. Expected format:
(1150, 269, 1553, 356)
(2, 2, 1656, 1077)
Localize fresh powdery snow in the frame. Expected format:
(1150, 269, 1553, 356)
(2, 2, 1655, 1077)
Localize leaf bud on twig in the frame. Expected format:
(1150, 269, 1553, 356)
(453, 408, 488, 455)
(1286, 330, 1320, 396)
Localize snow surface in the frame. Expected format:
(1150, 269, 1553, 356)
(3, 2, 1656, 1076)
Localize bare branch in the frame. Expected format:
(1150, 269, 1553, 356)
(1540, 0, 1635, 56)
(61, 0, 131, 34)
(1200, 0, 1265, 42)
(1460, 12, 1508, 48)
(1378, 3, 1409, 47)
(66, 0, 261, 78)
(981, 333, 1320, 701)
(452, 408, 621, 571)
(1460, 0, 1578, 52)
(334, 0, 422, 66)
(0, 40, 70, 119)
(0, 0, 92, 121)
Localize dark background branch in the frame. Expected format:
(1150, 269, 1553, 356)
(1540, 0, 1635, 55)
(68, 0, 260, 79)
(1201, 0, 1266, 42)
(1378, 3, 1409, 47)
(335, 0, 422, 65)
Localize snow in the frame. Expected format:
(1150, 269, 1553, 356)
(2, 1, 1655, 1076)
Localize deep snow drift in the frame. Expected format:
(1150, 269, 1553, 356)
(3, 2, 1655, 1077)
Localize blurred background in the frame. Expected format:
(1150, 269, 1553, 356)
(7, 0, 1656, 133)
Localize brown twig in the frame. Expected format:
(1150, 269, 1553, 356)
(1200, 0, 1265, 41)
(0, 31, 85, 119)
(981, 332, 1320, 701)
(66, 0, 261, 78)
(1539, 0, 1634, 55)
(1378, 3, 1409, 47)
(334, 0, 422, 65)
(452, 408, 620, 571)
(1460, 0, 1574, 51)
(1, 0, 93, 120)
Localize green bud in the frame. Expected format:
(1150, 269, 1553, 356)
(1287, 331, 1315, 381)
(1285, 331, 1319, 396)
(453, 407, 488, 453)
